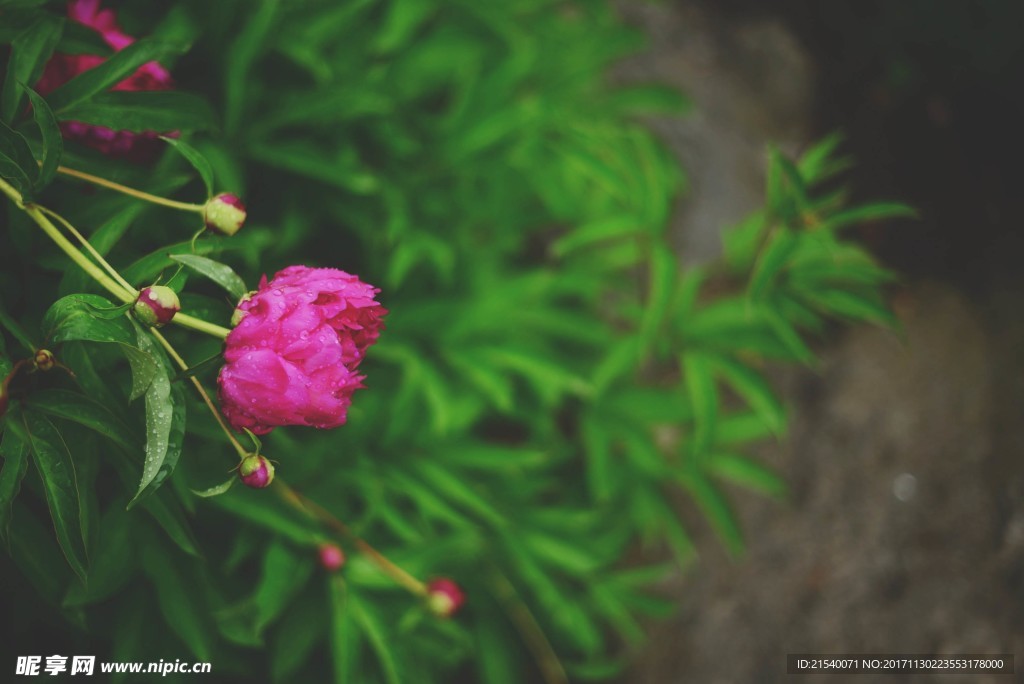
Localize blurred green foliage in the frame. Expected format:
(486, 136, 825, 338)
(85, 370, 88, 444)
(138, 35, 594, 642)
(0, 0, 910, 682)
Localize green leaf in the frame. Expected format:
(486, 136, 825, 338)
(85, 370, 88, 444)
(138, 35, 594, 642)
(225, 0, 280, 133)
(161, 136, 214, 196)
(581, 413, 614, 501)
(522, 529, 602, 575)
(209, 487, 320, 544)
(681, 351, 718, 458)
(329, 577, 359, 684)
(254, 540, 314, 635)
(550, 215, 642, 257)
(413, 460, 504, 527)
(819, 202, 917, 231)
(57, 91, 217, 133)
(709, 356, 786, 435)
(801, 287, 898, 327)
(639, 243, 676, 351)
(271, 587, 328, 682)
(26, 388, 136, 452)
(191, 477, 235, 498)
(0, 118, 38, 195)
(141, 540, 215, 660)
(170, 253, 248, 300)
(679, 470, 744, 556)
(748, 228, 797, 299)
(0, 429, 29, 545)
(797, 131, 845, 183)
(63, 501, 135, 607)
(708, 453, 787, 499)
(44, 294, 133, 344)
(350, 593, 402, 684)
(1, 13, 64, 123)
(0, 296, 36, 353)
(43, 294, 160, 399)
(12, 409, 88, 580)
(128, 325, 185, 506)
(47, 39, 187, 113)
(25, 86, 62, 190)
(140, 489, 201, 557)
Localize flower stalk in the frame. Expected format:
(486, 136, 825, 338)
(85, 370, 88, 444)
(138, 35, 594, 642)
(55, 165, 205, 213)
(274, 481, 428, 597)
(0, 177, 231, 339)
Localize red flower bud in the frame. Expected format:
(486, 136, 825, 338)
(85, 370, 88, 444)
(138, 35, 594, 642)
(318, 543, 346, 572)
(238, 453, 275, 488)
(426, 578, 465, 618)
(33, 349, 56, 372)
(204, 193, 247, 236)
(134, 286, 180, 327)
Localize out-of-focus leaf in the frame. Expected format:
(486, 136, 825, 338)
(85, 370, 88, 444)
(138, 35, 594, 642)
(63, 501, 135, 606)
(254, 540, 314, 635)
(550, 215, 642, 257)
(681, 351, 717, 458)
(639, 243, 676, 350)
(271, 586, 328, 683)
(801, 287, 898, 327)
(709, 355, 786, 435)
(208, 486, 320, 544)
(58, 91, 217, 133)
(1, 13, 63, 122)
(225, 0, 279, 133)
(819, 202, 917, 231)
(679, 470, 744, 556)
(748, 227, 797, 299)
(141, 540, 215, 660)
(351, 592, 402, 684)
(47, 39, 187, 112)
(330, 577, 360, 684)
(708, 452, 787, 499)
(161, 136, 214, 196)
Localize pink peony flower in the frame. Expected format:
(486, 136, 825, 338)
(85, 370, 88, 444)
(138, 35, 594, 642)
(35, 0, 173, 162)
(218, 266, 386, 435)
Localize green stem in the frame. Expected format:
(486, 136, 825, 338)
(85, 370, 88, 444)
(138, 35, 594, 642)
(274, 481, 428, 596)
(0, 178, 134, 304)
(489, 569, 568, 684)
(36, 205, 137, 295)
(0, 177, 232, 340)
(56, 165, 205, 213)
(150, 328, 247, 459)
(173, 312, 231, 339)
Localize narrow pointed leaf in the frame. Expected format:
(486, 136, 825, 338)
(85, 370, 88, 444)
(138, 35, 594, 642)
(128, 326, 185, 506)
(13, 410, 88, 580)
(1, 13, 64, 122)
(170, 253, 248, 300)
(191, 477, 236, 498)
(25, 86, 62, 190)
(47, 39, 187, 113)
(161, 136, 214, 196)
(0, 429, 29, 545)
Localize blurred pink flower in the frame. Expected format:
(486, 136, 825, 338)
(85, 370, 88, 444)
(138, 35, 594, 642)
(218, 266, 386, 435)
(35, 0, 173, 162)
